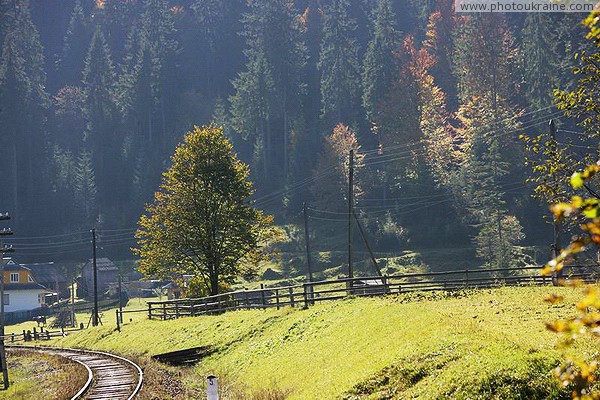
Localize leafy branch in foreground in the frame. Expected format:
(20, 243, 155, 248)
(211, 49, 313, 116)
(543, 162, 600, 399)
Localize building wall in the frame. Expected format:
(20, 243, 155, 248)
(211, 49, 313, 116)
(4, 289, 44, 312)
(2, 270, 31, 284)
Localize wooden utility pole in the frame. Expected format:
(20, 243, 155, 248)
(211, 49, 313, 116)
(91, 228, 99, 327)
(118, 275, 123, 324)
(353, 210, 382, 277)
(549, 119, 562, 286)
(348, 149, 354, 280)
(0, 212, 14, 389)
(303, 203, 313, 283)
(70, 278, 75, 328)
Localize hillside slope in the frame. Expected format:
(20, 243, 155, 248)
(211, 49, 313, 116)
(47, 286, 589, 399)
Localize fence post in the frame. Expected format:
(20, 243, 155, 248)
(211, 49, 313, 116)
(289, 288, 295, 308)
(162, 303, 166, 320)
(303, 283, 309, 309)
(260, 284, 266, 309)
(244, 290, 249, 310)
(204, 298, 208, 314)
(275, 289, 280, 310)
(10, 334, 13, 343)
(33, 328, 38, 341)
(116, 309, 120, 332)
(148, 303, 152, 320)
(190, 299, 195, 317)
(45, 331, 50, 340)
(175, 302, 180, 319)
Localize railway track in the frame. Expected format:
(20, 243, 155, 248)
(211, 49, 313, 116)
(7, 345, 143, 399)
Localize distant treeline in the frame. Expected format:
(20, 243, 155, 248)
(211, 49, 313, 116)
(0, 0, 589, 262)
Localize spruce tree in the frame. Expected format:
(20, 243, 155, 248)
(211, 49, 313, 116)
(0, 0, 49, 229)
(362, 0, 399, 122)
(74, 150, 98, 226)
(82, 27, 118, 207)
(230, 0, 307, 191)
(57, 0, 92, 85)
(319, 0, 361, 127)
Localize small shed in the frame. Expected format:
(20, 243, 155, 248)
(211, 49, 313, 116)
(81, 258, 119, 299)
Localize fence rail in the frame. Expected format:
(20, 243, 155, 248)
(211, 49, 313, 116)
(140, 265, 598, 322)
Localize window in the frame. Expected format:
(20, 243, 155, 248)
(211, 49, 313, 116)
(9, 273, 19, 283)
(2, 294, 8, 306)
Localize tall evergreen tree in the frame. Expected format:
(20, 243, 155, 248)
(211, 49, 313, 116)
(74, 149, 98, 226)
(57, 0, 92, 85)
(230, 0, 307, 192)
(362, 0, 399, 122)
(82, 27, 118, 209)
(0, 0, 49, 229)
(319, 0, 361, 127)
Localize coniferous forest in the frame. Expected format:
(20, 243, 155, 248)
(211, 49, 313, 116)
(0, 0, 593, 265)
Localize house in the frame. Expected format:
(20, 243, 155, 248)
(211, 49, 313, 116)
(2, 259, 55, 313)
(163, 275, 195, 300)
(81, 257, 119, 299)
(23, 262, 69, 299)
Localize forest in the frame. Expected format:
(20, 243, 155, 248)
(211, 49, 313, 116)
(0, 0, 593, 267)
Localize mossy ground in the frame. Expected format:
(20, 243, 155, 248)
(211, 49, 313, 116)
(10, 285, 589, 399)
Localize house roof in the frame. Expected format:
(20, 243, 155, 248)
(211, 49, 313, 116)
(24, 262, 67, 284)
(4, 282, 51, 291)
(84, 257, 118, 272)
(3, 264, 31, 272)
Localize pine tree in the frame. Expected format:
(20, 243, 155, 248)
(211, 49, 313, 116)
(522, 14, 561, 111)
(230, 0, 307, 191)
(82, 27, 118, 207)
(319, 0, 361, 127)
(362, 0, 399, 122)
(74, 150, 98, 226)
(57, 0, 92, 85)
(422, 0, 457, 111)
(118, 0, 178, 149)
(0, 0, 49, 229)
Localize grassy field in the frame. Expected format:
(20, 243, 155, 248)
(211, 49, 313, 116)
(21, 285, 593, 399)
(0, 349, 88, 400)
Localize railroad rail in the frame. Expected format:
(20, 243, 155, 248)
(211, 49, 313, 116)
(7, 345, 143, 400)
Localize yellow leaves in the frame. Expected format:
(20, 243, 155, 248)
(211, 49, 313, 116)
(551, 201, 579, 219)
(544, 294, 564, 304)
(576, 288, 600, 312)
(570, 164, 600, 189)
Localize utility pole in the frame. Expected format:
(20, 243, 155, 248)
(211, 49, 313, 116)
(70, 278, 76, 328)
(352, 210, 382, 277)
(549, 119, 562, 286)
(0, 212, 14, 389)
(303, 203, 313, 283)
(91, 228, 98, 327)
(118, 275, 123, 324)
(348, 149, 354, 280)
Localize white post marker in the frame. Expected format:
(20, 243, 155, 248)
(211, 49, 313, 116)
(207, 375, 218, 400)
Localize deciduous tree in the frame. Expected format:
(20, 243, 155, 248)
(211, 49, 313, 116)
(135, 125, 275, 295)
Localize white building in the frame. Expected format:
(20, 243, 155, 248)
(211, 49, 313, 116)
(2, 260, 54, 312)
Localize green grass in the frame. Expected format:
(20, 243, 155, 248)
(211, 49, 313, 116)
(0, 349, 88, 399)
(27, 286, 594, 399)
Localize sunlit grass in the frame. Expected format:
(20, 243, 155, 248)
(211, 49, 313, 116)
(19, 286, 591, 399)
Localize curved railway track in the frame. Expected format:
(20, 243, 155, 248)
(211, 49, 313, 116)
(7, 345, 143, 400)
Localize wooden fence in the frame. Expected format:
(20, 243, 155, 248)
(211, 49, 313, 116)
(140, 265, 597, 322)
(1, 325, 86, 343)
